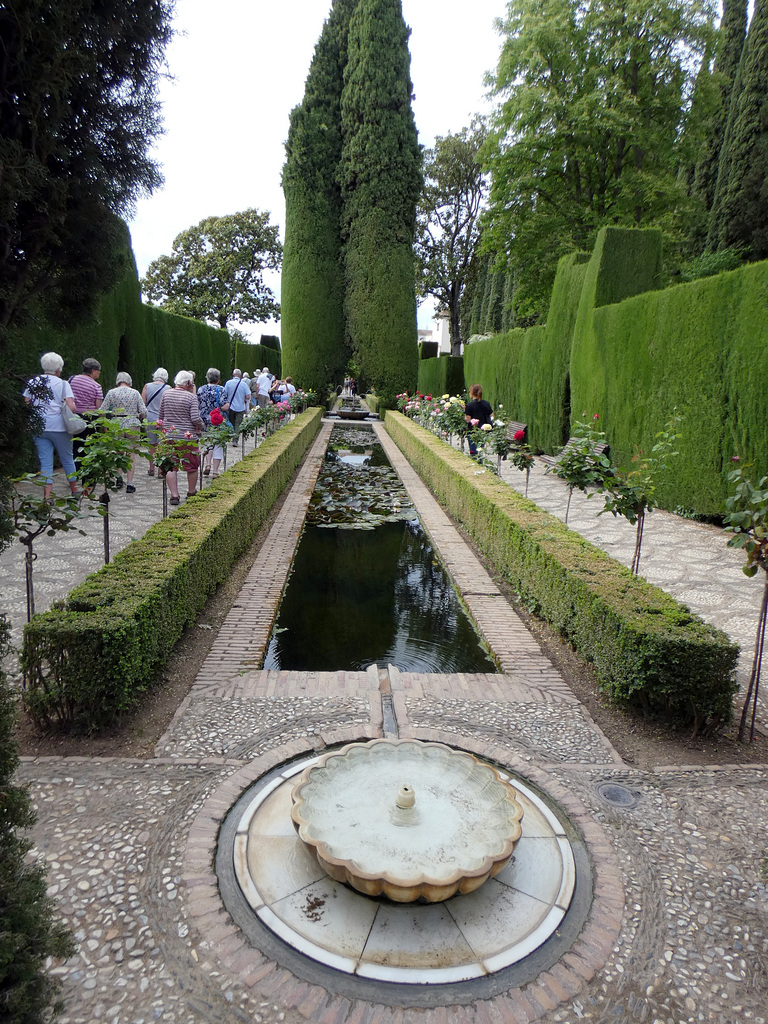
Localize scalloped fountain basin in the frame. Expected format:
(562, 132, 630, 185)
(291, 739, 524, 903)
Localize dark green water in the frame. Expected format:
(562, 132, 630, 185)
(263, 519, 498, 672)
(263, 425, 497, 673)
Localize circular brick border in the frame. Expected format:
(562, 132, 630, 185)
(183, 728, 625, 1023)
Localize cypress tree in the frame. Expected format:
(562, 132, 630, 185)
(468, 252, 490, 337)
(281, 0, 357, 395)
(693, 0, 748, 212)
(486, 266, 505, 334)
(340, 0, 422, 406)
(501, 269, 515, 332)
(707, 0, 768, 258)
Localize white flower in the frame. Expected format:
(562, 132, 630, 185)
(481, 423, 492, 432)
(496, 419, 505, 427)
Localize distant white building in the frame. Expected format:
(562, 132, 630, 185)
(418, 313, 459, 357)
(433, 313, 452, 355)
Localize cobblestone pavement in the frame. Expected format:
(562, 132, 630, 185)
(496, 454, 767, 730)
(0, 441, 253, 663)
(12, 420, 768, 1024)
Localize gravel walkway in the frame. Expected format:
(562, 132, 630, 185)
(7, 420, 768, 1024)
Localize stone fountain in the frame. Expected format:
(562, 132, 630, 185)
(290, 739, 524, 902)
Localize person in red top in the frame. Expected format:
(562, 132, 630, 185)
(68, 358, 103, 469)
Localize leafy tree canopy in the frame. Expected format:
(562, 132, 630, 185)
(483, 0, 717, 321)
(0, 0, 174, 334)
(414, 121, 487, 355)
(141, 210, 283, 330)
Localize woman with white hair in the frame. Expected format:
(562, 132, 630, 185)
(157, 370, 204, 504)
(140, 368, 170, 476)
(22, 351, 80, 500)
(99, 372, 147, 492)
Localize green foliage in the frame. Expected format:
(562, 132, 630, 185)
(416, 357, 465, 401)
(414, 121, 487, 354)
(141, 209, 282, 330)
(707, 0, 768, 259)
(80, 418, 141, 494)
(724, 463, 768, 576)
(419, 342, 438, 360)
(386, 411, 739, 732)
(235, 343, 281, 379)
(0, 0, 173, 333)
(483, 0, 715, 320)
(678, 246, 748, 281)
(0, 620, 74, 1024)
(548, 417, 612, 496)
(692, 0, 748, 216)
(571, 240, 768, 514)
(340, 0, 421, 406)
(21, 410, 322, 731)
(260, 335, 281, 352)
(601, 414, 683, 525)
(281, 0, 354, 397)
(723, 460, 768, 741)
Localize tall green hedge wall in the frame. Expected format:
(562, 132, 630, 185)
(457, 226, 768, 514)
(6, 219, 285, 412)
(416, 355, 465, 398)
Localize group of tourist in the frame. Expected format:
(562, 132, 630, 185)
(23, 353, 298, 505)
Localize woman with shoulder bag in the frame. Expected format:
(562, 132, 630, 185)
(23, 352, 81, 500)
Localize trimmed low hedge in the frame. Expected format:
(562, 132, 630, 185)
(385, 411, 739, 731)
(22, 409, 323, 729)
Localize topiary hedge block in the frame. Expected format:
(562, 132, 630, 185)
(385, 411, 738, 732)
(22, 409, 323, 730)
(416, 355, 465, 398)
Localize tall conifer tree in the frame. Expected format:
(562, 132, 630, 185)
(281, 1, 356, 394)
(707, 0, 768, 258)
(693, 0, 748, 212)
(339, 0, 422, 405)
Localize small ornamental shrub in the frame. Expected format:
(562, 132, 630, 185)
(724, 462, 768, 741)
(547, 415, 612, 522)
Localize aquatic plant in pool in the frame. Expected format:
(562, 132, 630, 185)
(263, 427, 497, 673)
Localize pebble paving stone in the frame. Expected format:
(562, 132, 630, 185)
(5, 417, 768, 1023)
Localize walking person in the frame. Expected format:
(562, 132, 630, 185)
(141, 368, 170, 476)
(22, 352, 80, 500)
(223, 368, 249, 434)
(197, 368, 228, 478)
(254, 367, 272, 409)
(157, 370, 204, 504)
(463, 383, 493, 458)
(99, 372, 147, 492)
(68, 357, 103, 469)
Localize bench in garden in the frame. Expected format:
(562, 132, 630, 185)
(539, 436, 609, 468)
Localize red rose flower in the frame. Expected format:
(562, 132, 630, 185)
(210, 408, 224, 425)
(514, 429, 525, 442)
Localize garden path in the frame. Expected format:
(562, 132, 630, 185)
(14, 419, 767, 1024)
(496, 453, 766, 731)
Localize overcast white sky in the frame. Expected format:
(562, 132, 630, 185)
(127, 0, 506, 337)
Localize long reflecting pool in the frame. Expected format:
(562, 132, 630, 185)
(263, 427, 497, 673)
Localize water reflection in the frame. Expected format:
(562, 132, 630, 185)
(263, 521, 498, 673)
(263, 427, 497, 673)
